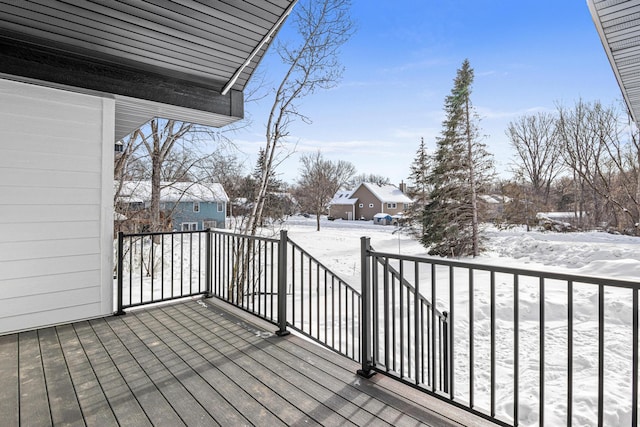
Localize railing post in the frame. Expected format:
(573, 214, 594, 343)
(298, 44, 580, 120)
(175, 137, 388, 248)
(276, 229, 290, 336)
(357, 236, 375, 378)
(115, 231, 125, 315)
(442, 311, 449, 393)
(205, 229, 213, 298)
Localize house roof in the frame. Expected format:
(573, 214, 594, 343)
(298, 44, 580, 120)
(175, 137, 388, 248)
(117, 181, 229, 204)
(588, 0, 640, 124)
(329, 190, 358, 205)
(0, 1, 296, 139)
(360, 182, 413, 204)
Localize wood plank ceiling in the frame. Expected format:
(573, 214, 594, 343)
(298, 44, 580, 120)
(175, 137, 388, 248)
(589, 0, 640, 123)
(0, 0, 296, 139)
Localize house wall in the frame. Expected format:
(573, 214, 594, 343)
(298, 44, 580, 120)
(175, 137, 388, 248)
(171, 201, 227, 230)
(0, 79, 114, 335)
(380, 202, 409, 217)
(329, 203, 355, 220)
(352, 186, 383, 220)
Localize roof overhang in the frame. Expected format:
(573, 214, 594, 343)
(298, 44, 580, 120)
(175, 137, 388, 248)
(0, 0, 296, 140)
(588, 0, 640, 123)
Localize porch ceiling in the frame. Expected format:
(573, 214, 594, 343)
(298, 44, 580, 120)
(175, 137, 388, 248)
(0, 0, 296, 139)
(588, 0, 640, 124)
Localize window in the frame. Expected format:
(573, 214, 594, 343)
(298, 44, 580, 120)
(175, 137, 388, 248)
(358, 203, 364, 208)
(203, 220, 217, 229)
(193, 201, 200, 213)
(368, 203, 374, 208)
(181, 222, 198, 231)
(387, 203, 397, 209)
(217, 202, 224, 212)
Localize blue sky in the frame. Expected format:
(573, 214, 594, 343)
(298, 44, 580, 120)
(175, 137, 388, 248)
(228, 0, 623, 186)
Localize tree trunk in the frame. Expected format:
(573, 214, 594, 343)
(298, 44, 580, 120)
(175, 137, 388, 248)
(466, 98, 479, 257)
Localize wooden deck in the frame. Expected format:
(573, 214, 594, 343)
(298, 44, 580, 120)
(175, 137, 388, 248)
(0, 298, 494, 427)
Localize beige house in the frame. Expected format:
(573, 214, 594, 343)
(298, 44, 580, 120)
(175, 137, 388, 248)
(329, 183, 413, 221)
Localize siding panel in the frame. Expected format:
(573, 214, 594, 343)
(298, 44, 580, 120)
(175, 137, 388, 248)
(0, 221, 100, 243)
(0, 149, 101, 172)
(0, 238, 99, 262)
(0, 168, 101, 189)
(1, 205, 101, 223)
(0, 79, 112, 334)
(0, 252, 101, 282)
(0, 187, 101, 205)
(2, 271, 102, 299)
(0, 303, 105, 335)
(2, 287, 102, 318)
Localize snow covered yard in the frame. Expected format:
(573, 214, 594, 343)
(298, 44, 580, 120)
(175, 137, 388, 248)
(282, 216, 640, 281)
(280, 216, 640, 427)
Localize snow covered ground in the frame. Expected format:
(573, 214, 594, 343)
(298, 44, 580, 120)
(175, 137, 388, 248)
(277, 216, 640, 427)
(281, 216, 640, 281)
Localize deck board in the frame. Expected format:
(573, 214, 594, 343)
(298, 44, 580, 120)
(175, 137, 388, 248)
(56, 323, 119, 426)
(38, 327, 85, 427)
(18, 330, 52, 427)
(107, 314, 216, 426)
(165, 303, 355, 427)
(94, 317, 186, 426)
(72, 321, 152, 426)
(141, 307, 291, 426)
(0, 334, 19, 427)
(0, 298, 495, 427)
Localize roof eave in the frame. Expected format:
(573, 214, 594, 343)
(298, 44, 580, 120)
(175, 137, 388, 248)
(587, 0, 639, 123)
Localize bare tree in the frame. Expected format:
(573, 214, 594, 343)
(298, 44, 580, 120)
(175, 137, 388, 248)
(121, 119, 192, 231)
(557, 100, 640, 232)
(346, 173, 391, 188)
(247, 0, 354, 235)
(295, 151, 355, 230)
(556, 100, 609, 229)
(506, 112, 563, 208)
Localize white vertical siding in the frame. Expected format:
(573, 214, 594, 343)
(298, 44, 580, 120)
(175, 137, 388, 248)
(0, 79, 114, 334)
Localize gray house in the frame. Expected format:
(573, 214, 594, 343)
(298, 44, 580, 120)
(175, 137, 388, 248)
(0, 1, 296, 335)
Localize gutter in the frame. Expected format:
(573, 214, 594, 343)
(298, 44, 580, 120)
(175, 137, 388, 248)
(221, 0, 299, 95)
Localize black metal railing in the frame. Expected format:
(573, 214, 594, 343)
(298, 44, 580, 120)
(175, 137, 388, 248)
(358, 237, 450, 393)
(116, 229, 362, 361)
(116, 230, 210, 313)
(209, 230, 281, 324)
(116, 229, 639, 427)
(360, 244, 640, 427)
(285, 236, 361, 361)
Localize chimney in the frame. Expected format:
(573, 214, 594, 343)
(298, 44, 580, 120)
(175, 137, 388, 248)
(399, 181, 407, 193)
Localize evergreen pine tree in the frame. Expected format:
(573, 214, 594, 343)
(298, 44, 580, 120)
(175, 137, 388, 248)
(407, 137, 431, 237)
(421, 59, 494, 257)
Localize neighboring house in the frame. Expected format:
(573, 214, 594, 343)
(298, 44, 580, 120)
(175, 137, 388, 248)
(328, 190, 359, 220)
(0, 2, 294, 335)
(329, 183, 413, 221)
(117, 181, 229, 231)
(478, 194, 510, 221)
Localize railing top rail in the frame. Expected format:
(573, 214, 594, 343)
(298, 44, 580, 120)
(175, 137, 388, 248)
(120, 229, 208, 238)
(288, 236, 361, 297)
(121, 228, 281, 244)
(368, 248, 640, 289)
(210, 229, 280, 244)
